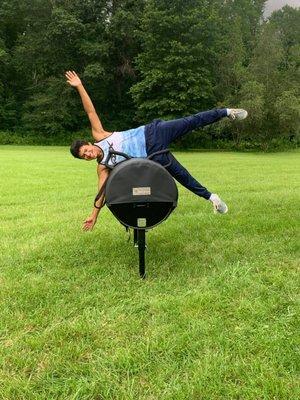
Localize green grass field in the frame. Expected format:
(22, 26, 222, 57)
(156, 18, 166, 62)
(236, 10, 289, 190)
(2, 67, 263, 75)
(0, 146, 299, 400)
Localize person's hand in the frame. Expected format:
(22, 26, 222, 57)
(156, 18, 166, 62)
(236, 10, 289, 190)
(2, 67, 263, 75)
(65, 70, 82, 87)
(83, 215, 97, 231)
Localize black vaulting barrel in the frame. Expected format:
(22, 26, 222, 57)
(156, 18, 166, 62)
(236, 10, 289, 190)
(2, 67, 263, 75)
(105, 158, 178, 230)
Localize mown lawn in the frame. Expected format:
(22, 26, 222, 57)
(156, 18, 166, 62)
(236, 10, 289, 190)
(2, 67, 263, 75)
(0, 146, 299, 400)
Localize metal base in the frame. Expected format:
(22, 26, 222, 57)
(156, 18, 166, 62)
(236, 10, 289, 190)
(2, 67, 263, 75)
(134, 229, 146, 279)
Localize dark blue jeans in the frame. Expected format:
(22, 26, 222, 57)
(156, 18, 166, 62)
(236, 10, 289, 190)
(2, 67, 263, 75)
(145, 108, 228, 199)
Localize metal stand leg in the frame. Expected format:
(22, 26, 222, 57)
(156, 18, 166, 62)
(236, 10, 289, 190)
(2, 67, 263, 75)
(133, 229, 138, 247)
(137, 229, 146, 279)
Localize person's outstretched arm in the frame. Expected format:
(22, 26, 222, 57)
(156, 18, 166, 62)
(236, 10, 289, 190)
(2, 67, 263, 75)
(83, 164, 110, 231)
(65, 70, 109, 142)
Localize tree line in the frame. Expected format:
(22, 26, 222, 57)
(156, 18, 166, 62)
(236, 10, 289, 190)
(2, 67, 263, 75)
(0, 0, 299, 149)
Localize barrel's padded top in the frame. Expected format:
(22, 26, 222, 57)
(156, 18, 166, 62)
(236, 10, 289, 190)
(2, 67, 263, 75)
(105, 158, 178, 205)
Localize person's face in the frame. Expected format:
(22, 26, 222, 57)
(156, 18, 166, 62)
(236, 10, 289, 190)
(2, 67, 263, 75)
(79, 144, 100, 161)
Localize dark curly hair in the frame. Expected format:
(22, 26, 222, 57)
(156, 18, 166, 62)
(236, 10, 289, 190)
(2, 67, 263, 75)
(70, 140, 89, 159)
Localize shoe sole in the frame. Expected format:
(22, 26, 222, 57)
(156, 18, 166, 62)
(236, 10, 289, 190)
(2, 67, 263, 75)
(235, 110, 248, 120)
(214, 203, 228, 214)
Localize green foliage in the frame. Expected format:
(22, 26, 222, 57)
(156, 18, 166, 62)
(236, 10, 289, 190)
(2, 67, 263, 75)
(275, 90, 300, 139)
(0, 129, 90, 145)
(99, 0, 145, 129)
(0, 1, 299, 148)
(131, 0, 220, 122)
(214, 6, 300, 149)
(270, 5, 300, 69)
(238, 80, 265, 139)
(214, 17, 247, 106)
(21, 77, 85, 135)
(221, 0, 266, 54)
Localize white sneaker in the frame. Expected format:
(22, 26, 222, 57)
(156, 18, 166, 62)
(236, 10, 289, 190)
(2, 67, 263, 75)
(227, 108, 248, 121)
(209, 193, 228, 214)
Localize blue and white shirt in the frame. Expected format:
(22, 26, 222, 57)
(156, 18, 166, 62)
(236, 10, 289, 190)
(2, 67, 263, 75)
(95, 126, 147, 167)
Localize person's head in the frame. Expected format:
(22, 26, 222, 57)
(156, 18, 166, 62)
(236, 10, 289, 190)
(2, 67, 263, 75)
(70, 140, 102, 161)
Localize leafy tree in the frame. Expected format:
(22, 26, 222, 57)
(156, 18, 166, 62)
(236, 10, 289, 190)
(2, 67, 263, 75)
(12, 0, 145, 134)
(21, 77, 84, 135)
(236, 6, 300, 146)
(275, 90, 300, 140)
(268, 6, 300, 70)
(0, 0, 26, 129)
(92, 0, 146, 130)
(238, 80, 265, 142)
(0, 0, 298, 148)
(131, 0, 221, 123)
(221, 0, 266, 55)
(214, 17, 247, 107)
(213, 0, 267, 105)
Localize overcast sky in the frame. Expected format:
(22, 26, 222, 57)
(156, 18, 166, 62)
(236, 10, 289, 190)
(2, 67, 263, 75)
(264, 0, 300, 16)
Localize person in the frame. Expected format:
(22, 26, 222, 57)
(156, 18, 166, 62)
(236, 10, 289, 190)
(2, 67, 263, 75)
(65, 71, 248, 231)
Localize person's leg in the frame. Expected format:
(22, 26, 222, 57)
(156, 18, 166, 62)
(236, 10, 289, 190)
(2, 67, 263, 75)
(166, 153, 212, 199)
(156, 108, 228, 147)
(166, 153, 228, 213)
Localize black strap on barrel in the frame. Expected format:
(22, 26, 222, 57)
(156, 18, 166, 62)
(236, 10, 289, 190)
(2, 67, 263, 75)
(104, 150, 131, 170)
(147, 148, 172, 168)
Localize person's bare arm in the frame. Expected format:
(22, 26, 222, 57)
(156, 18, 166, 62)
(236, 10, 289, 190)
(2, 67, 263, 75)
(83, 164, 110, 231)
(65, 71, 108, 142)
